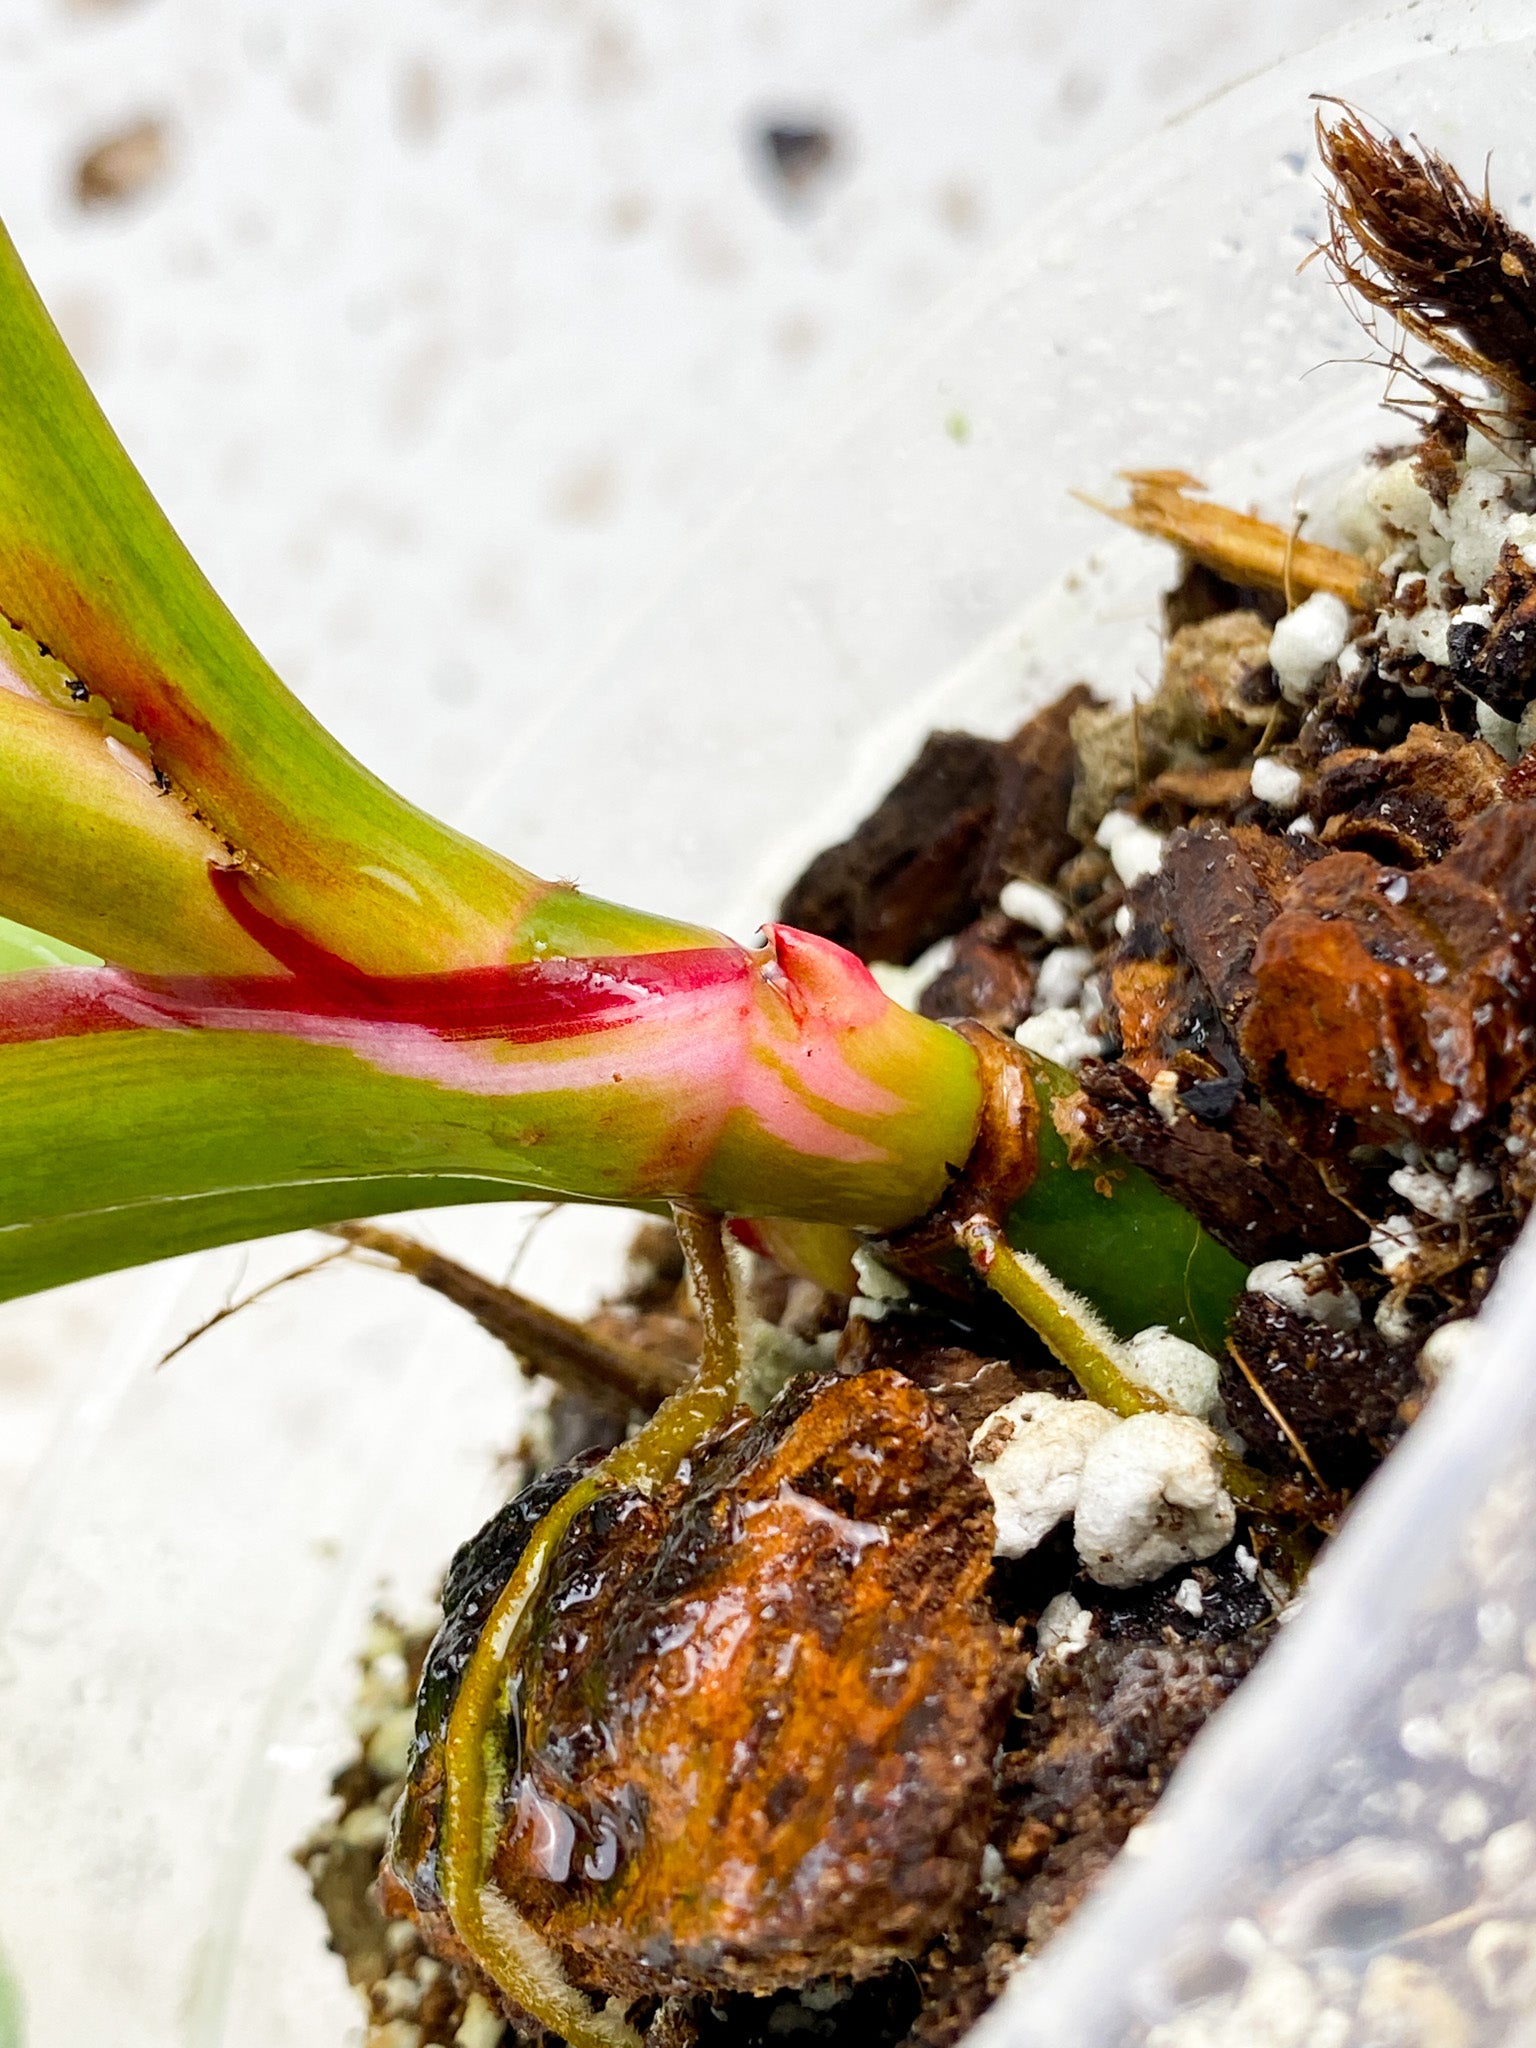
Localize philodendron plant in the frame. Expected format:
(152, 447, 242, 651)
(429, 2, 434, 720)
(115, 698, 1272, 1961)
(0, 220, 1262, 2043)
(0, 217, 1245, 1347)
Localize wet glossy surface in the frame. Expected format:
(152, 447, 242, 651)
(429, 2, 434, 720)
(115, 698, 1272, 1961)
(390, 1370, 1014, 2003)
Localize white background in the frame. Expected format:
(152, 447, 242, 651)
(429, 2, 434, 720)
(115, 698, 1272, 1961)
(0, 0, 1396, 1529)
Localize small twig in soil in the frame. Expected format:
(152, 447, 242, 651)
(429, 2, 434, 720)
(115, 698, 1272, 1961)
(156, 1244, 353, 1368)
(1225, 1335, 1328, 1494)
(499, 1200, 561, 1288)
(1392, 1901, 1490, 1948)
(1080, 471, 1379, 607)
(325, 1221, 692, 1419)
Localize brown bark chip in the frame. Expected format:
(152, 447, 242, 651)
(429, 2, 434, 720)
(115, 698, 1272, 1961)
(982, 684, 1099, 893)
(919, 913, 1037, 1034)
(1149, 824, 1321, 1041)
(839, 1307, 1066, 1436)
(1244, 801, 1536, 1139)
(1313, 722, 1506, 865)
(1102, 824, 1322, 1107)
(778, 689, 1097, 965)
(391, 1373, 1015, 2004)
(1076, 1062, 1359, 1264)
(779, 731, 1008, 963)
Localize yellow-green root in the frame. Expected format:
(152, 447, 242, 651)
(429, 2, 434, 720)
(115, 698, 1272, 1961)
(958, 1217, 1163, 1418)
(436, 1204, 744, 2048)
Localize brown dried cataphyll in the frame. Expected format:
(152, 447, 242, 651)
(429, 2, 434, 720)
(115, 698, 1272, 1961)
(293, 115, 1536, 2048)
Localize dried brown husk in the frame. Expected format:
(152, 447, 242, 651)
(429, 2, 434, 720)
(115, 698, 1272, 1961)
(1318, 107, 1536, 436)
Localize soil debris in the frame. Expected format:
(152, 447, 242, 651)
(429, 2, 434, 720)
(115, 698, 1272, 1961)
(780, 689, 1094, 966)
(918, 910, 1038, 1034)
(1311, 722, 1506, 864)
(1320, 109, 1536, 433)
(779, 730, 1012, 964)
(1244, 802, 1536, 1140)
(1448, 538, 1536, 718)
(1085, 471, 1379, 609)
(1220, 1291, 1417, 1493)
(297, 1613, 478, 2046)
(1067, 612, 1273, 837)
(1075, 1063, 1360, 1264)
(73, 117, 170, 209)
(388, 1372, 1015, 2003)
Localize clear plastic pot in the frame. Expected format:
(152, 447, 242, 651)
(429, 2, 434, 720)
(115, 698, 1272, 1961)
(4, 2, 1536, 2043)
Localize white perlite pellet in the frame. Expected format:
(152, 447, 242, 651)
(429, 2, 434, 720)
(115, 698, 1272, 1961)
(1096, 807, 1165, 887)
(1468, 1920, 1536, 2011)
(970, 1391, 1117, 1559)
(1268, 592, 1351, 705)
(1453, 1160, 1496, 1204)
(1249, 755, 1302, 810)
(1016, 1006, 1102, 1072)
(372, 2022, 424, 2048)
(1419, 1317, 1478, 1389)
(454, 1994, 508, 2048)
(1124, 1325, 1221, 1419)
(847, 1244, 910, 1324)
(1357, 1956, 1472, 2046)
(1334, 459, 1393, 555)
(1478, 697, 1522, 762)
(1438, 1790, 1490, 1844)
(1375, 1293, 1420, 1347)
(1452, 468, 1535, 594)
(1481, 1820, 1536, 1896)
(1231, 1951, 1320, 2048)
(850, 1247, 907, 1301)
(1367, 457, 1441, 557)
(998, 877, 1067, 937)
(1370, 1213, 1421, 1279)
(1388, 1164, 1458, 1222)
(868, 935, 954, 1012)
(1033, 944, 1094, 1011)
(341, 1804, 391, 1850)
(1034, 1589, 1093, 1665)
(365, 1706, 417, 1783)
(1246, 1256, 1361, 1332)
(1073, 1411, 1235, 1588)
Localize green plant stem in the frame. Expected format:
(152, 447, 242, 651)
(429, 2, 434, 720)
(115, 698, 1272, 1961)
(1007, 1054, 1248, 1349)
(959, 1217, 1157, 1416)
